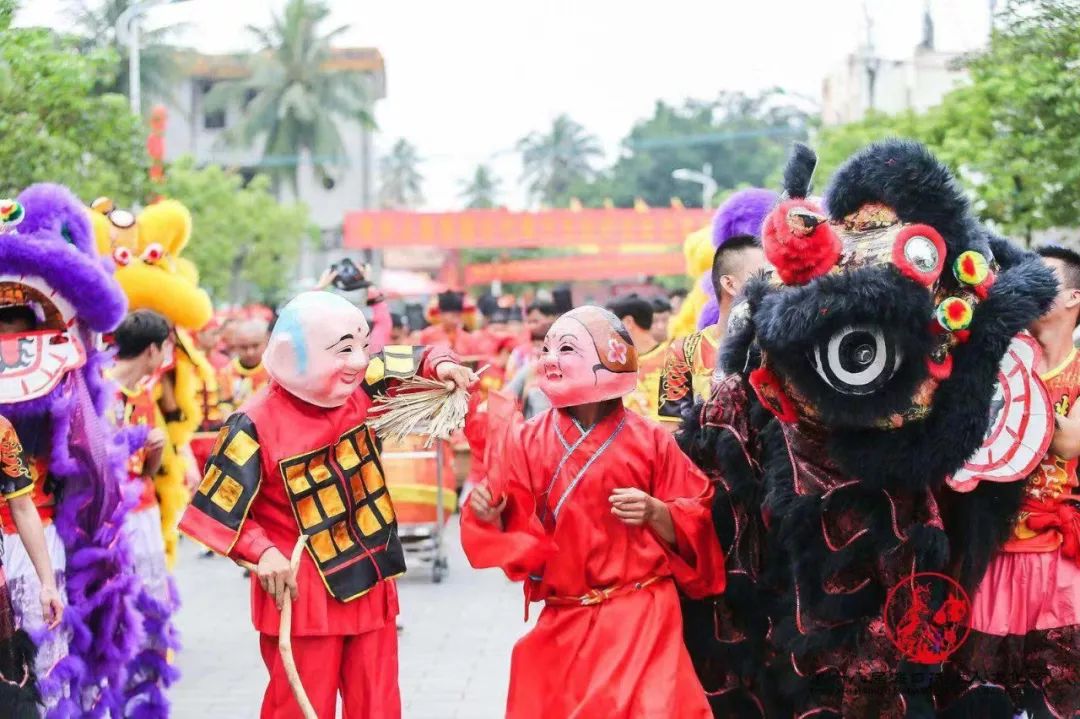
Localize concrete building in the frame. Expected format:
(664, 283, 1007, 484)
(156, 47, 386, 282)
(821, 7, 973, 126)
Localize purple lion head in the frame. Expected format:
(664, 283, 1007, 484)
(0, 183, 126, 415)
(698, 188, 776, 330)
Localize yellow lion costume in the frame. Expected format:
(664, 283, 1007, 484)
(668, 225, 713, 338)
(91, 199, 216, 567)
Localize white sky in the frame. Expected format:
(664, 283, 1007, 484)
(16, 0, 991, 210)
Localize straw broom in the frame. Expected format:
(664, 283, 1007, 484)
(239, 536, 315, 719)
(366, 367, 483, 447)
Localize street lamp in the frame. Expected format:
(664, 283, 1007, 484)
(671, 164, 719, 209)
(115, 0, 191, 115)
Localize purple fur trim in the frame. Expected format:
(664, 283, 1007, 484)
(14, 184, 94, 254)
(711, 188, 776, 248)
(698, 298, 720, 330)
(2, 187, 127, 333)
(45, 370, 145, 717)
(123, 543, 181, 717)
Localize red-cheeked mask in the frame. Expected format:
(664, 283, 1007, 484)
(538, 305, 638, 409)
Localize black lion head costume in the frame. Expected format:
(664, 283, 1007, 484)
(680, 139, 1057, 718)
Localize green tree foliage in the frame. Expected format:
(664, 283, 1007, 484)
(517, 114, 603, 206)
(815, 0, 1080, 239)
(459, 164, 501, 209)
(583, 93, 810, 208)
(158, 158, 311, 305)
(0, 4, 146, 200)
(70, 0, 186, 111)
(378, 138, 424, 209)
(205, 0, 374, 195)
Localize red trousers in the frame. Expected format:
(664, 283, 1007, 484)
(259, 624, 400, 719)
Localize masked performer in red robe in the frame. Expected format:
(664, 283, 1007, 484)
(462, 305, 726, 719)
(179, 291, 473, 719)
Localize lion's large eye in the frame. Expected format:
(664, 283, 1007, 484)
(141, 243, 164, 263)
(112, 247, 133, 266)
(812, 324, 901, 395)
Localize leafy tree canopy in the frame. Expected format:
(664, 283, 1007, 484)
(158, 157, 312, 306)
(815, 0, 1080, 239)
(0, 1, 146, 201)
(459, 164, 501, 209)
(572, 91, 811, 208)
(378, 138, 424, 209)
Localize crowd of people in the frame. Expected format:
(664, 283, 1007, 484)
(3, 137, 1080, 719)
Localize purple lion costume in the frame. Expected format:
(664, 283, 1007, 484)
(0, 183, 147, 717)
(697, 188, 776, 330)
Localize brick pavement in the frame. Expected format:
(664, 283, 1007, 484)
(171, 517, 531, 718)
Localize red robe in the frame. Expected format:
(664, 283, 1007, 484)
(462, 405, 725, 719)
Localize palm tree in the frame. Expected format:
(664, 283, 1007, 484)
(517, 114, 603, 206)
(459, 164, 501, 209)
(378, 138, 423, 209)
(69, 0, 186, 110)
(205, 0, 374, 195)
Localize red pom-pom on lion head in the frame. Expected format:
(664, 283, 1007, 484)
(762, 198, 841, 286)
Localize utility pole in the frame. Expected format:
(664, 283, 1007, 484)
(116, 0, 191, 116)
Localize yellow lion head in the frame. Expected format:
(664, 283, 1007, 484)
(90, 198, 212, 331)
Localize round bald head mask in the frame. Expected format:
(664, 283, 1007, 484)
(263, 292, 371, 408)
(537, 305, 638, 409)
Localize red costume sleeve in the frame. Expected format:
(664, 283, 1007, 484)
(651, 428, 727, 598)
(367, 299, 392, 355)
(418, 343, 457, 378)
(228, 517, 274, 566)
(461, 424, 555, 582)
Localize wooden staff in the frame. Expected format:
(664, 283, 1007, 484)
(240, 536, 315, 719)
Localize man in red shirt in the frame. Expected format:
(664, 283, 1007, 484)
(419, 290, 492, 360)
(180, 290, 473, 719)
(108, 309, 176, 710)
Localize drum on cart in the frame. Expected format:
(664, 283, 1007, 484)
(381, 434, 456, 582)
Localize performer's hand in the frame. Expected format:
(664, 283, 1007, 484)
(144, 427, 167, 479)
(436, 362, 477, 391)
(257, 547, 299, 610)
(315, 267, 338, 291)
(39, 583, 63, 629)
(469, 483, 506, 525)
(609, 487, 657, 526)
(145, 427, 167, 454)
(611, 488, 677, 544)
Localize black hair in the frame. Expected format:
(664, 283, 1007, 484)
(1037, 245, 1080, 291)
(390, 312, 406, 330)
(0, 305, 38, 330)
(606, 293, 654, 332)
(526, 300, 558, 317)
(650, 296, 672, 314)
(115, 309, 170, 359)
(711, 235, 760, 299)
(668, 288, 689, 300)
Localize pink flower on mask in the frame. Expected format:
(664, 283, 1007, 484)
(608, 338, 628, 365)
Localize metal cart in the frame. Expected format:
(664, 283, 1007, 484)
(382, 436, 453, 583)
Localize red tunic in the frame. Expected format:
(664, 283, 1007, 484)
(462, 405, 725, 718)
(180, 345, 453, 637)
(113, 383, 160, 511)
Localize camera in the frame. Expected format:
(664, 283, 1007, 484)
(329, 258, 371, 292)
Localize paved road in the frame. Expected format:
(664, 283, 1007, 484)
(172, 518, 531, 718)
